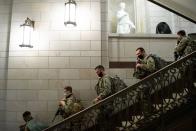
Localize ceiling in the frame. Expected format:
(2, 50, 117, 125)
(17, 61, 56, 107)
(172, 0, 196, 14)
(148, 0, 196, 23)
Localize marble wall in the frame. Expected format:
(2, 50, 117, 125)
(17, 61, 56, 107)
(0, 0, 12, 130)
(5, 0, 101, 130)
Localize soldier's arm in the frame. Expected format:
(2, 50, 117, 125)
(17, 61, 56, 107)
(140, 57, 156, 72)
(175, 38, 188, 53)
(64, 97, 74, 113)
(98, 77, 112, 99)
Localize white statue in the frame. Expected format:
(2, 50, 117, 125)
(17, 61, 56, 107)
(116, 2, 136, 34)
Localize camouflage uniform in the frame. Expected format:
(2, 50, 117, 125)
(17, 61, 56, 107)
(139, 55, 156, 73)
(133, 55, 156, 79)
(134, 56, 156, 116)
(175, 36, 192, 57)
(63, 93, 83, 117)
(62, 94, 83, 130)
(64, 94, 76, 114)
(95, 75, 114, 130)
(95, 74, 113, 99)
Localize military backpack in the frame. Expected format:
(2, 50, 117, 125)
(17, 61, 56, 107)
(111, 75, 127, 93)
(184, 40, 196, 55)
(148, 54, 168, 70)
(133, 54, 168, 79)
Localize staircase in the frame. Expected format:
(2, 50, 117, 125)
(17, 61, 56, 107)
(43, 51, 196, 131)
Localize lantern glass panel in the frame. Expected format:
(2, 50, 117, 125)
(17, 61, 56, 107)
(23, 26, 33, 45)
(69, 3, 76, 22)
(65, 4, 70, 22)
(64, 0, 76, 27)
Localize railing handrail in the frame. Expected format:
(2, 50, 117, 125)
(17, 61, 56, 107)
(44, 51, 196, 131)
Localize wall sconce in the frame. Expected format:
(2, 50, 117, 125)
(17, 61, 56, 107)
(19, 17, 34, 48)
(64, 0, 77, 27)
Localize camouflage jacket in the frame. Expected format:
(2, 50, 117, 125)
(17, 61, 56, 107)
(175, 36, 192, 56)
(95, 74, 112, 99)
(138, 55, 156, 73)
(133, 55, 156, 79)
(63, 93, 77, 114)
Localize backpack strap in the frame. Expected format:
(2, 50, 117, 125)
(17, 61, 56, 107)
(146, 54, 159, 70)
(146, 54, 153, 59)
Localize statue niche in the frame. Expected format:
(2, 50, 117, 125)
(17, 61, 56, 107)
(116, 2, 135, 34)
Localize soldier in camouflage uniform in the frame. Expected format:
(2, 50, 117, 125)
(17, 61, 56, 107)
(57, 86, 83, 130)
(133, 47, 156, 79)
(94, 65, 115, 130)
(133, 47, 157, 116)
(59, 86, 82, 118)
(93, 65, 113, 103)
(174, 30, 193, 60)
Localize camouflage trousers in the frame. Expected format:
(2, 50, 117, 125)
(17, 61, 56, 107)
(96, 103, 114, 131)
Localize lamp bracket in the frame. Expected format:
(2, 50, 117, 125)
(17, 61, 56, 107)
(20, 17, 34, 28)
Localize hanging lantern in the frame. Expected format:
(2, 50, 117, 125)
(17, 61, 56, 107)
(19, 17, 34, 48)
(64, 0, 77, 27)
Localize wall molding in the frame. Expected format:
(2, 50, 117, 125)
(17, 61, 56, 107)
(109, 33, 177, 39)
(109, 61, 136, 68)
(109, 61, 173, 68)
